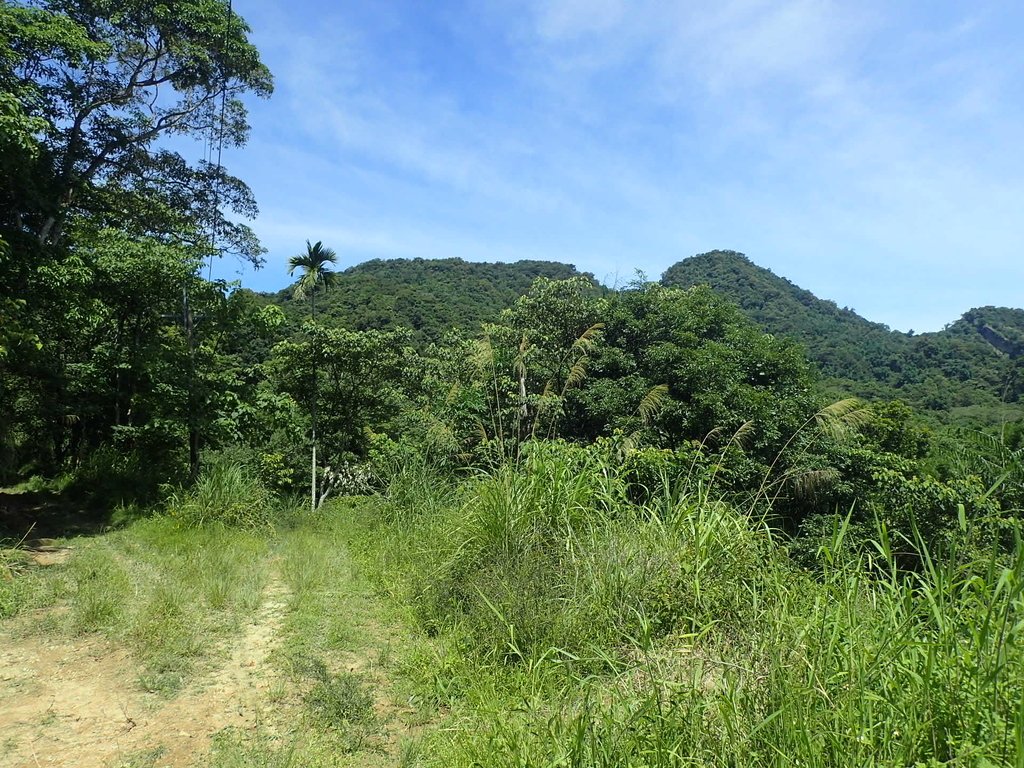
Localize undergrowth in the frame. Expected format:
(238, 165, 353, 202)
(164, 459, 279, 530)
(342, 440, 1024, 767)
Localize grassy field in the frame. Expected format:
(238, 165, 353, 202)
(0, 491, 427, 767)
(2, 448, 1022, 766)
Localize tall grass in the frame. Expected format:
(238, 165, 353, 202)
(345, 441, 1024, 767)
(164, 459, 278, 530)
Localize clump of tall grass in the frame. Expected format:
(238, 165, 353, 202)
(444, 522, 1024, 767)
(347, 440, 1024, 767)
(405, 441, 776, 666)
(372, 448, 463, 522)
(164, 460, 276, 530)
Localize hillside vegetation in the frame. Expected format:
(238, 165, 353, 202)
(663, 250, 1024, 426)
(263, 249, 1024, 428)
(268, 257, 589, 345)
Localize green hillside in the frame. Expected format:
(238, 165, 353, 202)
(269, 257, 589, 344)
(265, 249, 1022, 427)
(662, 251, 1024, 425)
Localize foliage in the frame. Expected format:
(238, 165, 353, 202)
(0, 0, 274, 490)
(582, 282, 815, 450)
(474, 276, 605, 453)
(1, 10, 1023, 763)
(0, 0, 272, 256)
(267, 325, 412, 463)
(269, 257, 590, 346)
(299, 659, 377, 729)
(164, 459, 275, 530)
(663, 250, 1024, 429)
(288, 240, 338, 304)
(344, 444, 1024, 768)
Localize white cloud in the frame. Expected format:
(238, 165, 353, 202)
(229, 0, 1024, 330)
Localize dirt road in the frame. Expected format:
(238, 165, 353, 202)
(0, 578, 289, 768)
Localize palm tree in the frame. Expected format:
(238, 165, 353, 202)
(289, 240, 338, 323)
(288, 240, 338, 511)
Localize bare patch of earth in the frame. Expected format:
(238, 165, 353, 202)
(0, 577, 290, 768)
(21, 541, 73, 568)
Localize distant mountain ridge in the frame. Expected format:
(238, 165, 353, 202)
(662, 251, 1024, 423)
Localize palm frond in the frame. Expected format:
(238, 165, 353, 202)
(320, 269, 338, 291)
(289, 240, 339, 301)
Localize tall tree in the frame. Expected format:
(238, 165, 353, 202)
(288, 240, 338, 510)
(0, 0, 272, 484)
(0, 0, 272, 260)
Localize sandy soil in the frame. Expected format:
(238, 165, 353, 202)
(0, 578, 290, 768)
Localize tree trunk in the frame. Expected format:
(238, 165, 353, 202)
(310, 288, 317, 512)
(184, 283, 200, 483)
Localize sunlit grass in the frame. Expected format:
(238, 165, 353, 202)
(4, 450, 1020, 765)
(344, 443, 1024, 767)
(1, 515, 269, 695)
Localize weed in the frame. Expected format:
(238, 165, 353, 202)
(300, 658, 377, 728)
(209, 729, 300, 768)
(112, 746, 166, 768)
(397, 736, 425, 768)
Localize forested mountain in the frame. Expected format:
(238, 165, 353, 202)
(264, 249, 1023, 426)
(268, 257, 589, 344)
(663, 251, 1024, 425)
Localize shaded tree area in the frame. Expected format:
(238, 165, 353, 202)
(0, 0, 273, 494)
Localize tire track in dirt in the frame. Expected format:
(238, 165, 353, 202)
(0, 574, 290, 768)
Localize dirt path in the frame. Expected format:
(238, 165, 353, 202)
(0, 576, 290, 768)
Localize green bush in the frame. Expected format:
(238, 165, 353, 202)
(68, 441, 185, 506)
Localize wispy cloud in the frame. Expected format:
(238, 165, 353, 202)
(226, 0, 1024, 331)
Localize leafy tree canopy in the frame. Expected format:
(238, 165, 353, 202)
(0, 0, 271, 260)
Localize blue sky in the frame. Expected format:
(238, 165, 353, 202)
(210, 0, 1024, 332)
